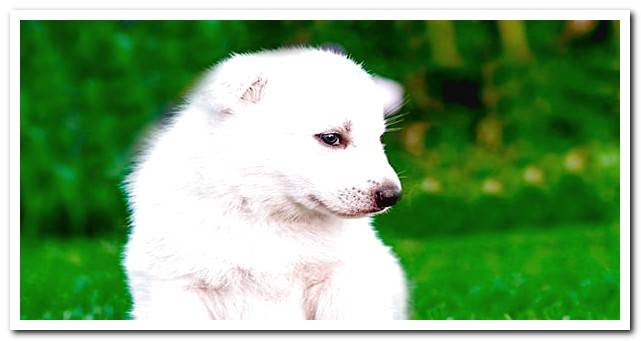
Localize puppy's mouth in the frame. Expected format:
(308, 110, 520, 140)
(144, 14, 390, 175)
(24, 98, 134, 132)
(306, 195, 386, 218)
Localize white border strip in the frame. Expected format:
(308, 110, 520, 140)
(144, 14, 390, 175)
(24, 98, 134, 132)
(9, 9, 631, 331)
(9, 319, 633, 331)
(9, 11, 21, 331)
(9, 9, 632, 20)
(617, 9, 631, 331)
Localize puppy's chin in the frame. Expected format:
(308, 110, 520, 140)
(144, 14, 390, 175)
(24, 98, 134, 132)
(306, 194, 387, 219)
(336, 206, 391, 219)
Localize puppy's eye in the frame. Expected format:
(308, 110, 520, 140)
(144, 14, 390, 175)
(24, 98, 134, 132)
(318, 133, 341, 147)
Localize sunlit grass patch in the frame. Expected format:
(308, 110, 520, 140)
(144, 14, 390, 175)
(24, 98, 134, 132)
(384, 223, 620, 319)
(20, 237, 131, 320)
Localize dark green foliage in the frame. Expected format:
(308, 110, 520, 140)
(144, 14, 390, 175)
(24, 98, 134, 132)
(20, 20, 619, 237)
(377, 174, 618, 238)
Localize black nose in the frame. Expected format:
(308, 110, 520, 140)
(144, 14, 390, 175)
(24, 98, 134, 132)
(374, 185, 401, 209)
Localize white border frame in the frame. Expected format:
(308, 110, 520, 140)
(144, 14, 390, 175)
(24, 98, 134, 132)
(9, 9, 631, 331)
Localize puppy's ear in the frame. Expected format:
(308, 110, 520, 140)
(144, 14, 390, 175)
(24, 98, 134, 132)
(319, 43, 347, 56)
(239, 76, 268, 104)
(190, 55, 268, 115)
(372, 75, 404, 116)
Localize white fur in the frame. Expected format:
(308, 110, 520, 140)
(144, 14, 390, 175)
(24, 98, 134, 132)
(123, 47, 408, 320)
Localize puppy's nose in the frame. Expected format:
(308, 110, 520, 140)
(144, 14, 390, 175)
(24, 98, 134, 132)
(374, 184, 401, 209)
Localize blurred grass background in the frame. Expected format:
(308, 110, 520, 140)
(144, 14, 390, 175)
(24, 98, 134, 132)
(20, 20, 620, 320)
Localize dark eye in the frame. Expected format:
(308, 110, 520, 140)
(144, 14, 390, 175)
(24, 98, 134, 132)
(318, 133, 341, 146)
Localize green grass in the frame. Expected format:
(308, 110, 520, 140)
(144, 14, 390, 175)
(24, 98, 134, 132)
(385, 223, 620, 319)
(20, 236, 131, 320)
(20, 223, 619, 320)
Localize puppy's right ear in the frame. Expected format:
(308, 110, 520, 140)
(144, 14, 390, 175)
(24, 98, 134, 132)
(372, 75, 404, 116)
(190, 55, 268, 115)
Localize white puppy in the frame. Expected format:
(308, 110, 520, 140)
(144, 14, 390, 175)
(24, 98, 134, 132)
(123, 47, 408, 320)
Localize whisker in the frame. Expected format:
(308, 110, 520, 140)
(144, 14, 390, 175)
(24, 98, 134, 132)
(384, 110, 409, 128)
(384, 127, 403, 133)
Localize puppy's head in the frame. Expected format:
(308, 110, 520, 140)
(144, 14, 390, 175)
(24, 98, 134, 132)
(191, 48, 403, 219)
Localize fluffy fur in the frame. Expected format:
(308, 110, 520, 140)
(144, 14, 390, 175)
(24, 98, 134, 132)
(123, 47, 408, 320)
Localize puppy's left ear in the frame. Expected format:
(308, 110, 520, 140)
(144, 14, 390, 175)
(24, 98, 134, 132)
(239, 76, 268, 104)
(190, 54, 269, 115)
(373, 75, 404, 116)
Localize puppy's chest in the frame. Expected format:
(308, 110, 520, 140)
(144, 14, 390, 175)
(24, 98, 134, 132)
(218, 224, 344, 280)
(192, 260, 335, 319)
(194, 259, 334, 319)
(217, 231, 337, 290)
(228, 258, 337, 295)
(194, 222, 350, 317)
